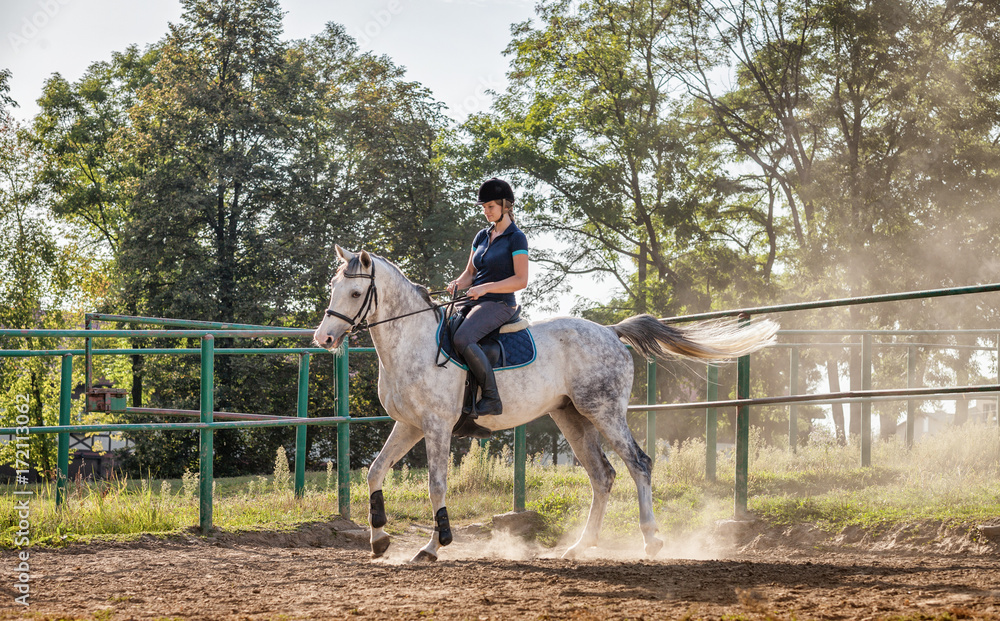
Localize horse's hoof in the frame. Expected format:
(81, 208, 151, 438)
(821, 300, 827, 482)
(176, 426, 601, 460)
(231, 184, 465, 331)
(409, 549, 438, 563)
(371, 534, 391, 558)
(562, 537, 596, 559)
(645, 537, 664, 559)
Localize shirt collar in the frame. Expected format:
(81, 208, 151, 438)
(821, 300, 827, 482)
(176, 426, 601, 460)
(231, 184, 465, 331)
(488, 221, 520, 239)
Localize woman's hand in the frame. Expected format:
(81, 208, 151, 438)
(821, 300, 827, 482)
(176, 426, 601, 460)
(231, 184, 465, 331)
(467, 284, 489, 300)
(449, 271, 476, 296)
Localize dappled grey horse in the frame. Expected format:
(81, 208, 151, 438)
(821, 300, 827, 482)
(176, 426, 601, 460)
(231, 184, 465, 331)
(313, 246, 778, 562)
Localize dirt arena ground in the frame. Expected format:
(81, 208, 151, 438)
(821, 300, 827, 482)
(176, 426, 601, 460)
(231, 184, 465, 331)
(2, 518, 1000, 620)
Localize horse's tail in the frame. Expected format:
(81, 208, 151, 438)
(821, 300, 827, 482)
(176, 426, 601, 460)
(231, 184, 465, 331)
(610, 314, 779, 362)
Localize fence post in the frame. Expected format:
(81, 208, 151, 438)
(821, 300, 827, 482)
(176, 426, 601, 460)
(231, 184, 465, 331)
(735, 313, 751, 519)
(199, 335, 214, 535)
(906, 345, 916, 448)
(861, 334, 872, 467)
(56, 354, 72, 507)
(646, 359, 657, 462)
(706, 363, 718, 482)
(294, 352, 310, 498)
(336, 343, 351, 519)
(514, 425, 526, 511)
(788, 347, 799, 452)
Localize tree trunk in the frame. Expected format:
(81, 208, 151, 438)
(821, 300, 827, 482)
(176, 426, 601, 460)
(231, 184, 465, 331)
(637, 241, 647, 314)
(31, 369, 52, 476)
(849, 344, 861, 438)
(879, 412, 897, 442)
(827, 357, 846, 445)
(128, 300, 143, 407)
(954, 347, 971, 426)
(131, 354, 143, 407)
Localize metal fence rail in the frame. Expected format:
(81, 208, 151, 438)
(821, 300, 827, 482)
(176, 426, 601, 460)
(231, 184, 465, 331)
(1, 320, 351, 530)
(664, 283, 1000, 322)
(639, 284, 1000, 518)
(5, 282, 1000, 530)
(1, 314, 532, 530)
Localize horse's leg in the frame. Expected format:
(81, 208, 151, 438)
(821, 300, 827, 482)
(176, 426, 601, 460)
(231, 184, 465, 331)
(367, 421, 424, 558)
(577, 400, 664, 559)
(411, 420, 452, 563)
(549, 404, 616, 559)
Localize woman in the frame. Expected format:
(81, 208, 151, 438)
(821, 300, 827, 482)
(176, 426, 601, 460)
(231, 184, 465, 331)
(446, 177, 529, 417)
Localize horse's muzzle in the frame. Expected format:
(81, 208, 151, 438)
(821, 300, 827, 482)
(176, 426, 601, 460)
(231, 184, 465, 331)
(313, 329, 345, 351)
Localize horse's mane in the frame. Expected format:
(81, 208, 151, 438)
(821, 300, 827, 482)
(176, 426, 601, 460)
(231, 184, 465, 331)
(339, 253, 435, 308)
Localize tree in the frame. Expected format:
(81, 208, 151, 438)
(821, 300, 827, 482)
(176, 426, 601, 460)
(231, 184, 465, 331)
(461, 0, 789, 443)
(0, 69, 79, 477)
(463, 0, 776, 321)
(32, 46, 161, 410)
(33, 46, 157, 260)
(27, 2, 481, 476)
(284, 23, 479, 315)
(677, 0, 1000, 438)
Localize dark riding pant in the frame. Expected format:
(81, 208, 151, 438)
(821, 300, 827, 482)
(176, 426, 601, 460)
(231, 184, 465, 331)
(453, 301, 517, 353)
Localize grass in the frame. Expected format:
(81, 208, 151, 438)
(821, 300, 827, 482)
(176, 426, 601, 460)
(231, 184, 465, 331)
(2, 423, 999, 547)
(742, 424, 1000, 535)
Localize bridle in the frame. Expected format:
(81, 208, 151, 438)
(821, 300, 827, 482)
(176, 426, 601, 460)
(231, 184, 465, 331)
(324, 260, 468, 333)
(324, 263, 379, 333)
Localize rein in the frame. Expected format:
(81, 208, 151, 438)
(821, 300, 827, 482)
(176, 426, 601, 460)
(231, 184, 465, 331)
(324, 261, 469, 333)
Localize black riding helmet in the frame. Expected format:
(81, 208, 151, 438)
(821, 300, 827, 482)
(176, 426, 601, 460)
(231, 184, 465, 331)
(475, 177, 515, 205)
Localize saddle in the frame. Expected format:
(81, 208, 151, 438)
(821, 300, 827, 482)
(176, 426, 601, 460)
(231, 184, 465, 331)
(435, 307, 535, 438)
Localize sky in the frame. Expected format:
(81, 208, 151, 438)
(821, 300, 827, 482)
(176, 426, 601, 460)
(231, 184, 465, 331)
(0, 0, 609, 318)
(1, 0, 537, 123)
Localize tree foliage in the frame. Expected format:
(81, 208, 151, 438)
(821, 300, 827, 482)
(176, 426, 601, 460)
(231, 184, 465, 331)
(463, 0, 1000, 442)
(7, 0, 1000, 467)
(462, 0, 773, 320)
(0, 69, 81, 475)
(17, 0, 478, 477)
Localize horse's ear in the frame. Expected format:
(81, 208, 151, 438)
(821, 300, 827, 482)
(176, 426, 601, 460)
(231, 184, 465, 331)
(335, 245, 355, 264)
(359, 250, 372, 269)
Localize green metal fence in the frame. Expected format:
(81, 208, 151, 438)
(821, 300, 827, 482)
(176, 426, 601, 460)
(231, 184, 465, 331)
(0, 314, 527, 532)
(4, 281, 1000, 532)
(630, 281, 1000, 518)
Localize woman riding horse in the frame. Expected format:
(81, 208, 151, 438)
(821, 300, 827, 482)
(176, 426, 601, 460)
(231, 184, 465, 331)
(446, 177, 529, 417)
(314, 244, 777, 562)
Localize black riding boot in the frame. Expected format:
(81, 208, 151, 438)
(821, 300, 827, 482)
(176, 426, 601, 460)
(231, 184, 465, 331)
(461, 343, 503, 416)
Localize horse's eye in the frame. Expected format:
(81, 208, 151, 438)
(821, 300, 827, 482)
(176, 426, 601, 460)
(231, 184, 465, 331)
(351, 291, 361, 298)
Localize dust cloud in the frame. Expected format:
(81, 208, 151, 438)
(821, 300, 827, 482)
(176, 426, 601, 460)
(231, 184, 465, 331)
(372, 522, 727, 564)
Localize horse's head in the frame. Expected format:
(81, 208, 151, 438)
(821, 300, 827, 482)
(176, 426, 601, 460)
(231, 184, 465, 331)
(313, 245, 377, 350)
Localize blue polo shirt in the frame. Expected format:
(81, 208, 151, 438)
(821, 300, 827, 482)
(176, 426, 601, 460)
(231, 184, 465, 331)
(471, 222, 529, 306)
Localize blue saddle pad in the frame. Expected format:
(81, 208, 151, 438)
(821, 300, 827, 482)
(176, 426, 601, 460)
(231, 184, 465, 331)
(436, 314, 537, 371)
